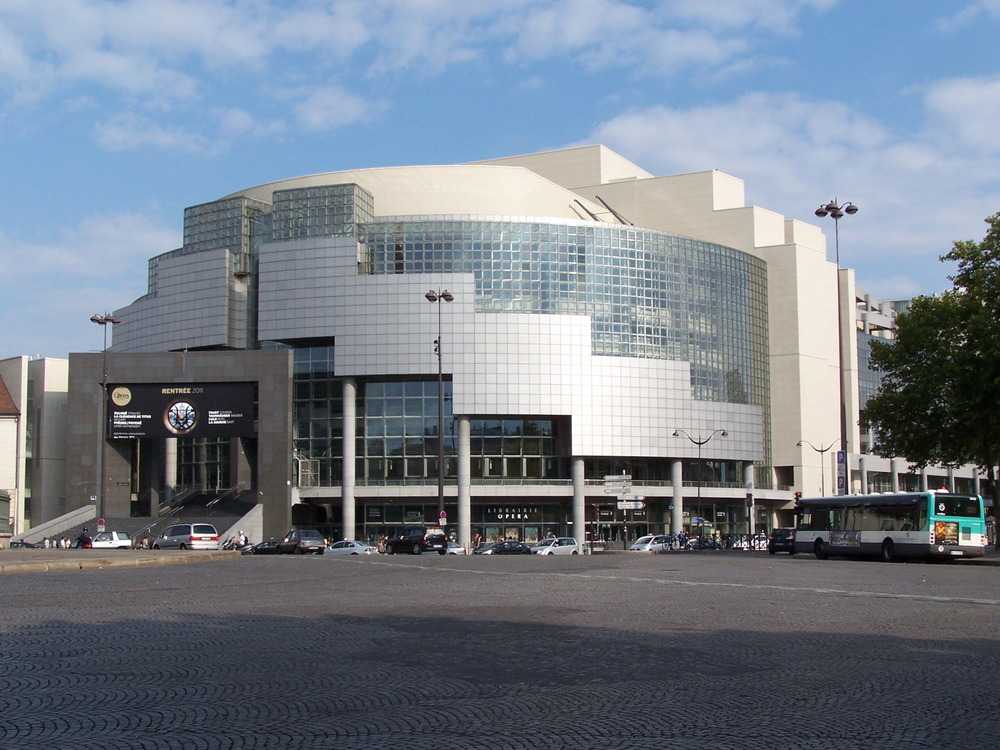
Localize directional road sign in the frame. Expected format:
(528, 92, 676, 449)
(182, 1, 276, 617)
(617, 501, 645, 510)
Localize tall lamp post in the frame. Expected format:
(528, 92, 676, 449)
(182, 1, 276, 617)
(814, 199, 858, 460)
(673, 429, 727, 534)
(425, 290, 454, 521)
(90, 313, 121, 523)
(797, 439, 837, 497)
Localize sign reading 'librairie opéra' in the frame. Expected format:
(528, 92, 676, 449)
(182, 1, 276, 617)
(107, 383, 256, 439)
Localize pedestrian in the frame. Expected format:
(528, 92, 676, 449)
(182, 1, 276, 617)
(473, 533, 482, 550)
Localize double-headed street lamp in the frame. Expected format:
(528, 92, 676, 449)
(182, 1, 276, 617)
(673, 429, 727, 529)
(797, 439, 837, 497)
(91, 313, 121, 522)
(425, 290, 454, 520)
(814, 199, 858, 458)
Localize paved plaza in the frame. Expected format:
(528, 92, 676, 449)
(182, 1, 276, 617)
(1, 551, 998, 749)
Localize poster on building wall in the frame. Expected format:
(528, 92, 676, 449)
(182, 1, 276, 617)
(107, 383, 256, 439)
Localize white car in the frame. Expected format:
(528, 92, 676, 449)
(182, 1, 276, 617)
(447, 541, 467, 555)
(324, 540, 377, 555)
(90, 531, 132, 549)
(629, 534, 672, 552)
(531, 537, 579, 555)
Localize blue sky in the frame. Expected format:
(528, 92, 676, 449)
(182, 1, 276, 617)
(3, 0, 999, 359)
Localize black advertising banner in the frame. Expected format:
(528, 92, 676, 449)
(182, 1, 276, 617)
(108, 383, 256, 439)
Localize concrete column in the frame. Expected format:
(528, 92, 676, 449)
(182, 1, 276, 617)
(859, 455, 868, 495)
(744, 463, 755, 536)
(164, 438, 177, 513)
(341, 379, 356, 540)
(671, 460, 683, 535)
(946, 468, 955, 492)
(890, 458, 902, 493)
(457, 416, 471, 553)
(572, 459, 586, 551)
(920, 466, 928, 492)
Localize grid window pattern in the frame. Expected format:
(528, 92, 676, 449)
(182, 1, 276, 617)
(857, 332, 884, 410)
(359, 380, 453, 484)
(468, 418, 563, 480)
(177, 437, 231, 490)
(360, 218, 769, 411)
(292, 345, 343, 486)
(272, 184, 374, 241)
(182, 197, 271, 256)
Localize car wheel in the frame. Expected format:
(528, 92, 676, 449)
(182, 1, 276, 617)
(768, 548, 776, 555)
(152, 544, 160, 550)
(814, 539, 828, 560)
(350, 552, 359, 555)
(385, 545, 394, 555)
(571, 551, 578, 555)
(179, 543, 187, 550)
(295, 546, 305, 555)
(881, 539, 896, 563)
(412, 544, 422, 555)
(438, 549, 446, 555)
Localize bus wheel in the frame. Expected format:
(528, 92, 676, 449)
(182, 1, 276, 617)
(881, 539, 896, 563)
(814, 539, 829, 560)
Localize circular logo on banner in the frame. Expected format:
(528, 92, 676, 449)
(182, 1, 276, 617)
(164, 401, 198, 435)
(111, 387, 133, 406)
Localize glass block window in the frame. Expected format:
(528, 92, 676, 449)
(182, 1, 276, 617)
(272, 184, 374, 241)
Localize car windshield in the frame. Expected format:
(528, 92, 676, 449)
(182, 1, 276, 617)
(536, 539, 555, 546)
(634, 536, 654, 545)
(193, 525, 217, 535)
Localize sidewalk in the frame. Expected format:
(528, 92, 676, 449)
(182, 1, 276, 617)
(0, 548, 238, 575)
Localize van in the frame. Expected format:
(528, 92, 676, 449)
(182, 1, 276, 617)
(153, 523, 220, 550)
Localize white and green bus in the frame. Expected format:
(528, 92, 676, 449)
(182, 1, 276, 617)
(794, 491, 987, 562)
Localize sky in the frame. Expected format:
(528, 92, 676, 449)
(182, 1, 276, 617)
(2, 0, 1000, 360)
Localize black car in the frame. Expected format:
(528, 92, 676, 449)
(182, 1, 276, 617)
(473, 540, 533, 555)
(384, 525, 448, 555)
(768, 528, 796, 555)
(9, 540, 37, 549)
(276, 529, 328, 555)
(244, 539, 280, 555)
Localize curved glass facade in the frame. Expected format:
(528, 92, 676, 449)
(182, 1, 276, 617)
(360, 218, 769, 408)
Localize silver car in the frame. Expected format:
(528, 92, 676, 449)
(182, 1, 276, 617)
(628, 534, 672, 552)
(324, 540, 377, 555)
(153, 523, 220, 550)
(531, 537, 579, 555)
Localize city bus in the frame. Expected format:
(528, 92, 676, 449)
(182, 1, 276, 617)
(794, 491, 987, 562)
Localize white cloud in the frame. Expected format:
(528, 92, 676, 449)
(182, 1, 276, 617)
(922, 75, 1000, 156)
(292, 86, 382, 131)
(94, 113, 213, 153)
(936, 0, 1000, 31)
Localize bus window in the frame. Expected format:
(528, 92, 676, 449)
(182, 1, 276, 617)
(898, 505, 916, 531)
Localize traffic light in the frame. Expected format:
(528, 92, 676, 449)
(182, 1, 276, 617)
(794, 491, 802, 501)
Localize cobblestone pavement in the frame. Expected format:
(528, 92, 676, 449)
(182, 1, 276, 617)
(1, 552, 998, 749)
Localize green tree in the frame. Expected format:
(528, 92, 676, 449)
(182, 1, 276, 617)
(863, 213, 1000, 542)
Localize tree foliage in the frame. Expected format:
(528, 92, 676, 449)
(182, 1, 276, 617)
(863, 213, 1000, 511)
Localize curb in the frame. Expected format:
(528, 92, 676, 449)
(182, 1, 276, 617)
(0, 550, 239, 576)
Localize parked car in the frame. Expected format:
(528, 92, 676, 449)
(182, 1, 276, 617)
(384, 525, 448, 555)
(276, 529, 328, 555)
(90, 531, 132, 549)
(531, 537, 579, 555)
(447, 541, 468, 555)
(324, 540, 377, 555)
(768, 528, 796, 555)
(244, 539, 280, 555)
(153, 523, 220, 550)
(473, 540, 533, 555)
(628, 534, 672, 552)
(8, 539, 37, 549)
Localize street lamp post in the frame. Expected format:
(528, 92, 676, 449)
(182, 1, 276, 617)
(90, 313, 121, 523)
(425, 290, 454, 521)
(797, 439, 837, 497)
(814, 199, 858, 461)
(673, 429, 727, 536)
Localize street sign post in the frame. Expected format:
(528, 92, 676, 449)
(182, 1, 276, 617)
(617, 501, 645, 510)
